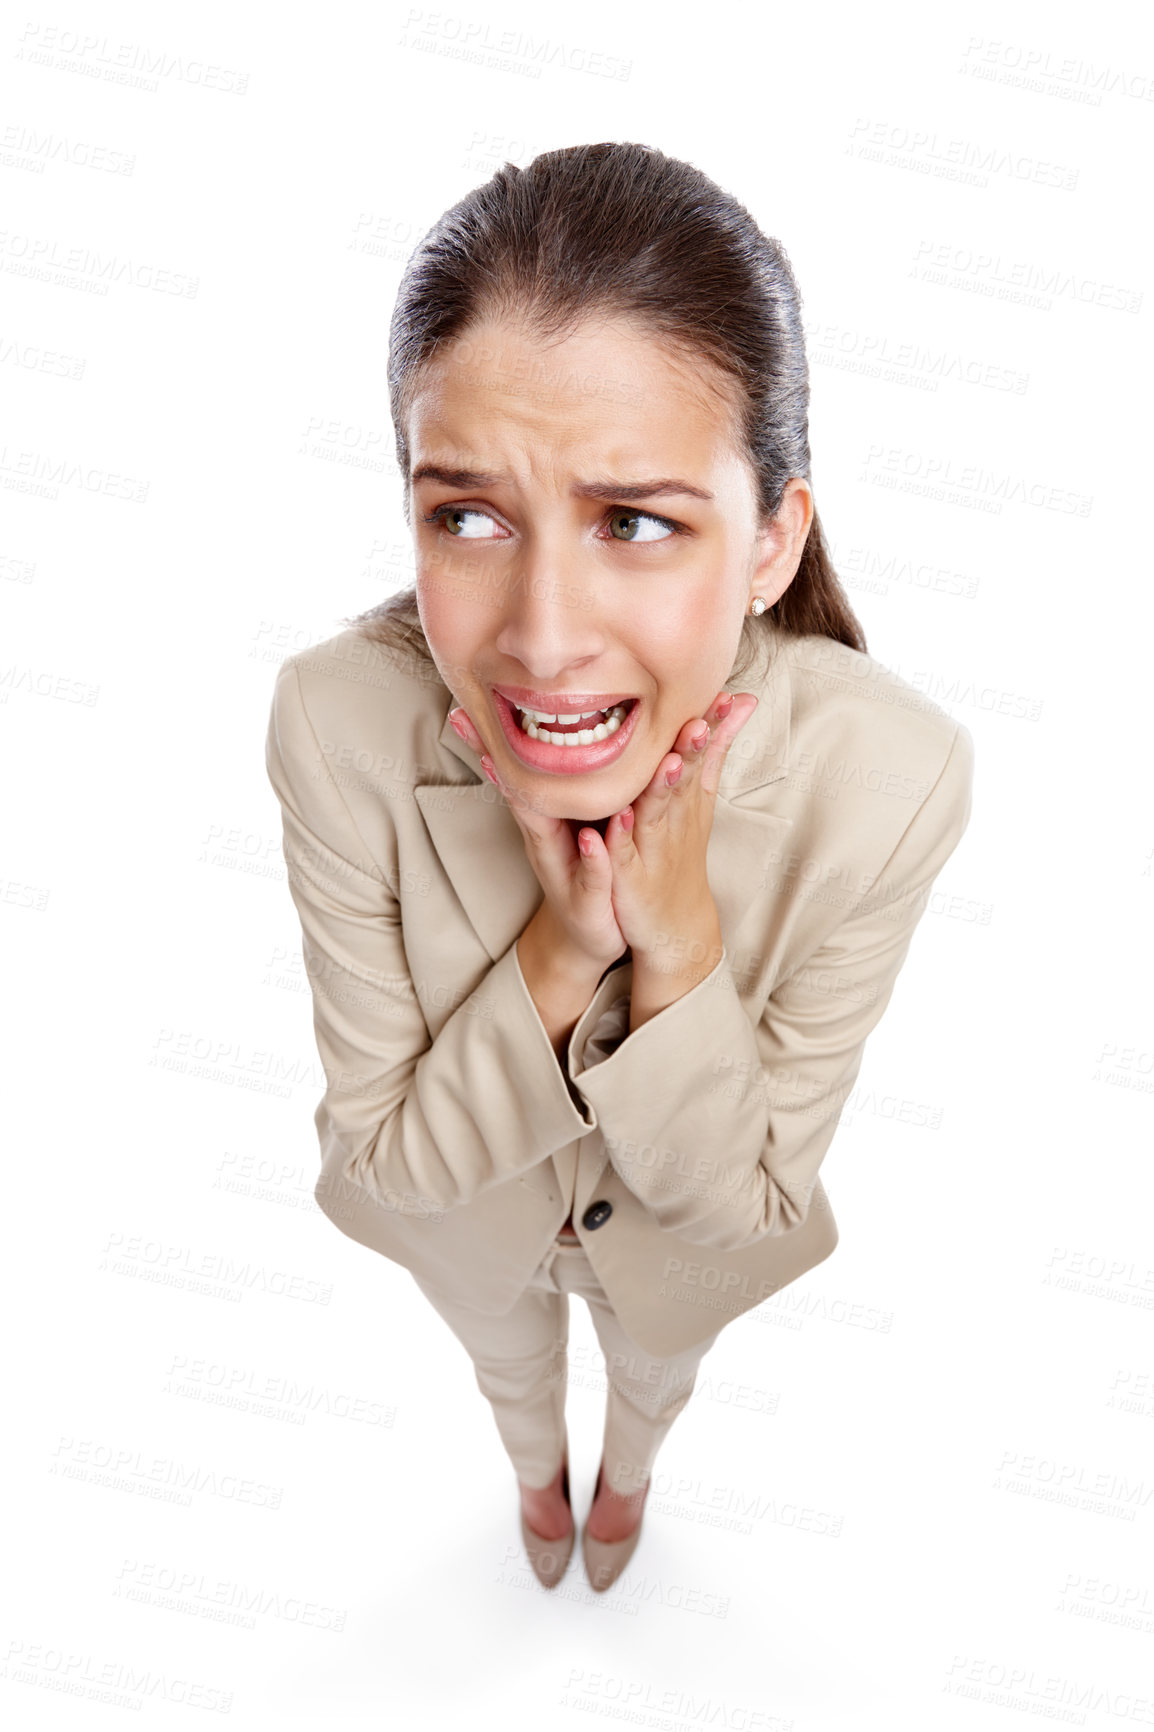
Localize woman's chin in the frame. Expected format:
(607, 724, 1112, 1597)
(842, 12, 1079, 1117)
(565, 815, 611, 840)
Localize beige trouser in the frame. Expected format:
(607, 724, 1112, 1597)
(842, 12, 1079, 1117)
(411, 1231, 725, 1494)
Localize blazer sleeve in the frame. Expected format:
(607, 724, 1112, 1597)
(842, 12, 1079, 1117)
(264, 657, 601, 1214)
(569, 722, 975, 1252)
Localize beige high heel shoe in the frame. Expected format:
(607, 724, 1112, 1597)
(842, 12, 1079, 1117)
(519, 1449, 574, 1590)
(582, 1459, 648, 1593)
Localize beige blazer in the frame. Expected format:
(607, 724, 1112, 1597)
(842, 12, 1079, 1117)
(264, 621, 974, 1358)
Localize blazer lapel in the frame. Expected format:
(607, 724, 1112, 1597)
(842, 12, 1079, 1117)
(414, 634, 796, 969)
(414, 778, 544, 964)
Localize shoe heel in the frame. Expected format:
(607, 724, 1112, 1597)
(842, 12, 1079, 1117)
(582, 1461, 647, 1594)
(519, 1447, 574, 1591)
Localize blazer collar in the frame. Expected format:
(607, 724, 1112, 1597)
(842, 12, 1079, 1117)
(414, 629, 795, 965)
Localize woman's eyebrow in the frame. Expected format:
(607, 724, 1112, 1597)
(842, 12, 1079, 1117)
(576, 478, 715, 503)
(410, 462, 713, 502)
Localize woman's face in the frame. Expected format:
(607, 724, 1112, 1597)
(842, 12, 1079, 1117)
(406, 312, 810, 826)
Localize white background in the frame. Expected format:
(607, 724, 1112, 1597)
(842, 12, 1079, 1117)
(3, 1, 1152, 1727)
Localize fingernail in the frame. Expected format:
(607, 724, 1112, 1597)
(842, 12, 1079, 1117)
(665, 761, 683, 787)
(480, 754, 497, 784)
(716, 693, 735, 715)
(448, 708, 466, 740)
(578, 830, 595, 856)
(690, 724, 709, 751)
(620, 806, 634, 831)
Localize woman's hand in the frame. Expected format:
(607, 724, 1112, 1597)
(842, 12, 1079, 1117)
(448, 708, 628, 974)
(448, 690, 758, 974)
(595, 691, 759, 966)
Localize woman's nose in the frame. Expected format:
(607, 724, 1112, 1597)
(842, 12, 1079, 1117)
(493, 554, 607, 669)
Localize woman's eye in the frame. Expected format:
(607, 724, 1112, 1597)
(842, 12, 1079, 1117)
(605, 509, 678, 543)
(424, 506, 501, 539)
(422, 504, 681, 543)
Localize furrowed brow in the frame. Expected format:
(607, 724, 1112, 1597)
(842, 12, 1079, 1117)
(410, 463, 713, 503)
(410, 463, 505, 488)
(572, 478, 714, 503)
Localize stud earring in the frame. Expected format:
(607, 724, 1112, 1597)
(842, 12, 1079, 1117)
(750, 597, 767, 616)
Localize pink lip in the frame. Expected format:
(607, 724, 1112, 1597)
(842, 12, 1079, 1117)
(491, 690, 641, 775)
(493, 685, 640, 712)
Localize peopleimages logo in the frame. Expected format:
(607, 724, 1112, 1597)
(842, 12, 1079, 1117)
(912, 238, 1142, 314)
(959, 36, 1154, 105)
(848, 116, 1079, 190)
(397, 10, 632, 80)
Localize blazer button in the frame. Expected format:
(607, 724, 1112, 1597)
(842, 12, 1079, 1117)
(582, 1200, 613, 1231)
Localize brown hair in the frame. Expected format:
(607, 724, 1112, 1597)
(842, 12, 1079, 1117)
(346, 140, 867, 681)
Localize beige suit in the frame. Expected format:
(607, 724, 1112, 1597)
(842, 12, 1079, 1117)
(264, 621, 974, 1361)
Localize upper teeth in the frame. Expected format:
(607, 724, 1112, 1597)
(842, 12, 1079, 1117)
(518, 705, 619, 724)
(512, 699, 632, 746)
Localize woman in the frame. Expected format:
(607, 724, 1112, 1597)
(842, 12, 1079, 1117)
(264, 141, 974, 1594)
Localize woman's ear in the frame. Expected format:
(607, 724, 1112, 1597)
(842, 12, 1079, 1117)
(750, 478, 814, 608)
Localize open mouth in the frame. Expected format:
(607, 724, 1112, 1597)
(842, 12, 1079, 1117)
(490, 690, 643, 774)
(509, 698, 637, 746)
